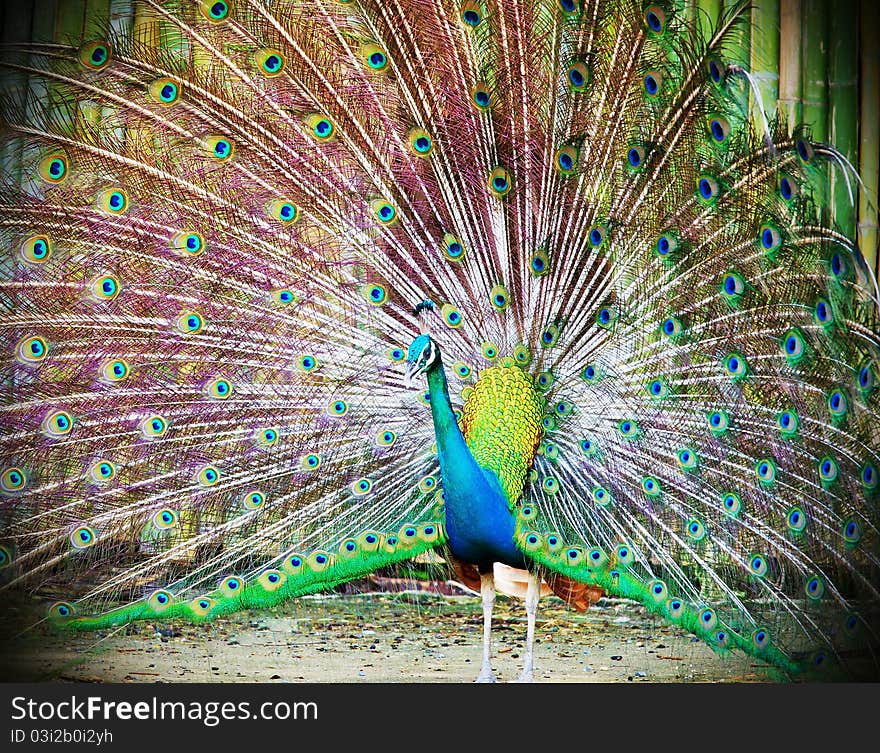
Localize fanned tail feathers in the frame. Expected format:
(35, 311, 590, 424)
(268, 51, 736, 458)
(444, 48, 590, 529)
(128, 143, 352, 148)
(0, 0, 878, 678)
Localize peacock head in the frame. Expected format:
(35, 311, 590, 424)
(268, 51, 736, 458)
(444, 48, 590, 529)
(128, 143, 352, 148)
(405, 334, 440, 384)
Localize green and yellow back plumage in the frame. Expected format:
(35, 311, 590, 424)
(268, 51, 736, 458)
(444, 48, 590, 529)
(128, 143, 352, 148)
(461, 362, 545, 507)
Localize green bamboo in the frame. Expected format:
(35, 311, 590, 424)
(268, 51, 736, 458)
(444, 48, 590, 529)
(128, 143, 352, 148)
(778, 0, 802, 131)
(749, 0, 779, 130)
(724, 0, 750, 63)
(32, 0, 56, 42)
(697, 0, 722, 42)
(54, 0, 85, 43)
(85, 0, 112, 39)
(800, 0, 828, 141)
(1, 0, 37, 189)
(109, 0, 135, 36)
(859, 0, 879, 274)
(827, 1, 859, 239)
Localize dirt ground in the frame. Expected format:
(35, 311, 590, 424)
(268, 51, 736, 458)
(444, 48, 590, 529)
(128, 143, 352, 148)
(2, 591, 769, 683)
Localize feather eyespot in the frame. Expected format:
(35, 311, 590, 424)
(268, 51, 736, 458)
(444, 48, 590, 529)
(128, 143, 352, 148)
(470, 82, 492, 111)
(199, 0, 230, 22)
(407, 128, 434, 157)
(643, 6, 666, 34)
(555, 144, 578, 175)
(206, 378, 232, 400)
(707, 410, 729, 435)
(255, 48, 285, 77)
(827, 388, 848, 419)
(242, 490, 265, 510)
(566, 61, 590, 91)
(97, 188, 129, 215)
(371, 200, 398, 226)
(140, 415, 168, 439)
(38, 153, 68, 184)
(592, 486, 611, 506)
(16, 335, 48, 364)
(697, 174, 720, 202)
(196, 464, 220, 487)
(488, 167, 512, 197)
(817, 456, 839, 484)
(723, 351, 748, 381)
(641, 476, 660, 496)
(708, 116, 730, 144)
(626, 145, 646, 169)
(442, 233, 466, 262)
(266, 199, 298, 224)
(149, 77, 181, 106)
(776, 409, 799, 436)
(805, 576, 825, 600)
(786, 506, 807, 533)
(442, 303, 463, 328)
(70, 525, 97, 549)
(755, 458, 777, 485)
(203, 135, 234, 162)
(152, 508, 179, 530)
(648, 580, 667, 602)
(362, 283, 389, 305)
(513, 344, 531, 365)
(530, 247, 550, 276)
(361, 44, 389, 71)
(328, 399, 349, 417)
(43, 409, 73, 439)
(88, 274, 120, 302)
(721, 492, 741, 517)
(353, 478, 373, 496)
(460, 1, 484, 27)
(306, 114, 336, 142)
(1, 468, 26, 493)
(490, 284, 510, 311)
(861, 462, 878, 490)
(148, 590, 174, 612)
(79, 41, 112, 70)
(20, 234, 52, 264)
(88, 460, 116, 485)
(643, 70, 663, 98)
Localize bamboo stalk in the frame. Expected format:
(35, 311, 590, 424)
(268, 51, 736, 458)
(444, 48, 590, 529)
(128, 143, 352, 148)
(859, 0, 879, 274)
(133, 0, 161, 47)
(697, 0, 722, 42)
(749, 0, 779, 130)
(109, 0, 135, 37)
(54, 0, 85, 43)
(827, 1, 859, 239)
(85, 0, 111, 39)
(0, 0, 36, 191)
(778, 0, 802, 131)
(723, 0, 750, 67)
(800, 0, 828, 141)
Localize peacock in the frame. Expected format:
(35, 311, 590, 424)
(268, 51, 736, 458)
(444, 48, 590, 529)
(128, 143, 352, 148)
(1, 0, 879, 683)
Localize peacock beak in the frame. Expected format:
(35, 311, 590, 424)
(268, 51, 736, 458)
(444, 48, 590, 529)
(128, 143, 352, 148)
(404, 361, 422, 386)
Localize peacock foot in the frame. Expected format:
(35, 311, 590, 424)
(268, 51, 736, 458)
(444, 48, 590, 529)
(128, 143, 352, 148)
(475, 667, 498, 683)
(514, 669, 534, 683)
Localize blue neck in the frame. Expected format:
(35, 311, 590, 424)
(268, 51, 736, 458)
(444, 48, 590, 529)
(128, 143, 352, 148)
(425, 361, 525, 568)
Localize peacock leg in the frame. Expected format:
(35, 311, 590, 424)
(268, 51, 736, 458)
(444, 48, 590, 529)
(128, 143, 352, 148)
(475, 570, 497, 683)
(516, 570, 540, 682)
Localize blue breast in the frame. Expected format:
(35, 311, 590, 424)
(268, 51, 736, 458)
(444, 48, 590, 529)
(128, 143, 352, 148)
(441, 465, 527, 569)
